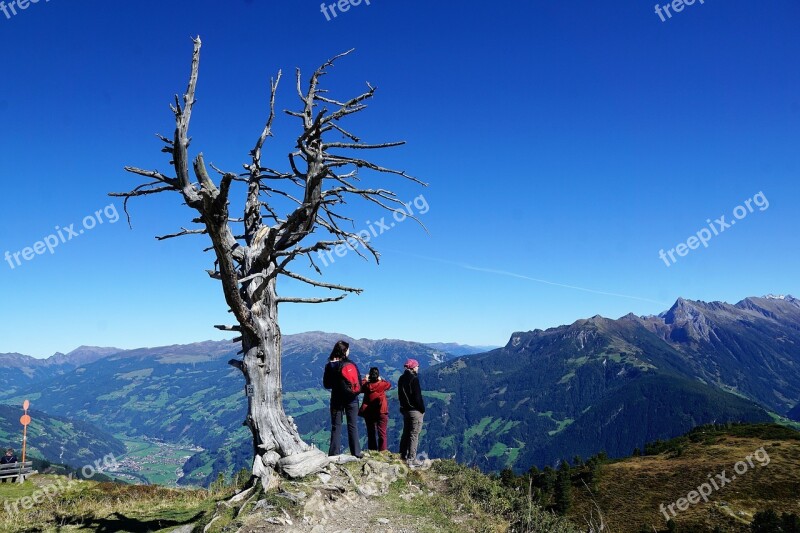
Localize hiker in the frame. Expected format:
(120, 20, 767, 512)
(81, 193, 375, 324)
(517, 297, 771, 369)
(0, 449, 17, 465)
(323, 340, 363, 458)
(360, 367, 392, 452)
(398, 359, 426, 466)
(0, 448, 18, 483)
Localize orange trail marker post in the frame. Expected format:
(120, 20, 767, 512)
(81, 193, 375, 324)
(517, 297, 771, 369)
(19, 400, 31, 483)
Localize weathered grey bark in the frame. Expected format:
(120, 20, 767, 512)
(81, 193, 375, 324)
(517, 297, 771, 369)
(111, 37, 423, 488)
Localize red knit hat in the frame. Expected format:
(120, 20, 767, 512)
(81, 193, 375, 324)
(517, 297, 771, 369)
(404, 359, 419, 369)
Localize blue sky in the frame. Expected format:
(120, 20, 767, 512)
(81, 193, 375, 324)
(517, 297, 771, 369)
(1, 0, 798, 357)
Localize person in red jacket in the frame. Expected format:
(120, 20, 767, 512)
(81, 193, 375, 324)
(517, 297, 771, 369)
(323, 341, 363, 458)
(360, 367, 392, 452)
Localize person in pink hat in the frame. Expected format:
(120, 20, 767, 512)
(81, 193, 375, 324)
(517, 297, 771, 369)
(398, 358, 425, 466)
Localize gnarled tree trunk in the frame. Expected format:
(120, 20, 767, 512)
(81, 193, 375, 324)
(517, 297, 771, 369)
(238, 277, 327, 488)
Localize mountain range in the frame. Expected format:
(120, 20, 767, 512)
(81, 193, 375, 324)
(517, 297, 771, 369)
(416, 295, 799, 470)
(0, 332, 473, 484)
(1, 295, 798, 485)
(0, 346, 125, 398)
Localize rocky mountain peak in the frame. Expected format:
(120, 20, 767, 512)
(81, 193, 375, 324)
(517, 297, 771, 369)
(658, 298, 714, 343)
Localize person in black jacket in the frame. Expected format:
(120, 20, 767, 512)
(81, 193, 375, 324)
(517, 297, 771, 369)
(0, 448, 18, 483)
(0, 449, 17, 465)
(323, 340, 362, 458)
(398, 359, 425, 465)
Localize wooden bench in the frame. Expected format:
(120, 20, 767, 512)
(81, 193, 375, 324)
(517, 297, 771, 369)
(0, 461, 35, 483)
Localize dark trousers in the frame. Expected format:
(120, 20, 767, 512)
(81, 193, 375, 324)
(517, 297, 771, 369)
(365, 413, 389, 451)
(328, 402, 361, 457)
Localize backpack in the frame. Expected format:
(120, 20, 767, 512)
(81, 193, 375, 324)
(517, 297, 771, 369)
(340, 362, 360, 395)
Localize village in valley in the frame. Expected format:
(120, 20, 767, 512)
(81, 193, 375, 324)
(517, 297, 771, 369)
(106, 436, 203, 487)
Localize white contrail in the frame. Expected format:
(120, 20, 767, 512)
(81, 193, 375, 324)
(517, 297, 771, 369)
(458, 264, 668, 305)
(384, 250, 668, 305)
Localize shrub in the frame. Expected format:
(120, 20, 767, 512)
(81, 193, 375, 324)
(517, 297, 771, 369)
(432, 460, 579, 532)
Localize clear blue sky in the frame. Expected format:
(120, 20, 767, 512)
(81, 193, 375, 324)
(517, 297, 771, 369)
(1, 0, 798, 357)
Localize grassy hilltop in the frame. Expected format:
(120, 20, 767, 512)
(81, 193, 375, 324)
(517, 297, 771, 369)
(568, 424, 800, 532)
(0, 453, 577, 533)
(1, 423, 797, 532)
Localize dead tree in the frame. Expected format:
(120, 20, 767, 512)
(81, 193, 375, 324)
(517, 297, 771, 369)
(111, 37, 423, 489)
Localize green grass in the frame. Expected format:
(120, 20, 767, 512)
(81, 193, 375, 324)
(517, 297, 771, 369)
(115, 369, 154, 380)
(0, 475, 219, 532)
(538, 411, 575, 436)
(0, 479, 36, 500)
(284, 388, 329, 416)
(96, 382, 139, 401)
(464, 417, 493, 441)
(487, 442, 508, 458)
(507, 445, 521, 464)
(547, 418, 574, 436)
(304, 428, 330, 450)
(1, 456, 580, 533)
(558, 371, 576, 384)
(423, 391, 454, 404)
(427, 460, 579, 532)
(769, 412, 800, 432)
(485, 439, 524, 466)
(487, 418, 505, 434)
(566, 355, 590, 365)
(385, 477, 474, 533)
(500, 420, 519, 434)
(0, 393, 42, 405)
(569, 423, 800, 532)
(438, 435, 455, 452)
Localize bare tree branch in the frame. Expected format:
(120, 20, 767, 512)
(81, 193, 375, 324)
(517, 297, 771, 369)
(215, 325, 242, 332)
(156, 227, 207, 241)
(276, 295, 348, 304)
(279, 269, 363, 294)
